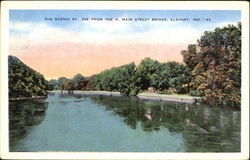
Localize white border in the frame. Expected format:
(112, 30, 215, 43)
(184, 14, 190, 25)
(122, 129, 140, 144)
(1, 1, 249, 160)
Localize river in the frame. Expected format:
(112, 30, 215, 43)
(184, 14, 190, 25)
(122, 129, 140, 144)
(9, 92, 240, 152)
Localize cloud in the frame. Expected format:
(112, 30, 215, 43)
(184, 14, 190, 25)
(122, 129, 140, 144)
(10, 20, 201, 48)
(9, 22, 34, 32)
(8, 20, 237, 49)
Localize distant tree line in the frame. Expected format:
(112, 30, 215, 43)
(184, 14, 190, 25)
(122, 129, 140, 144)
(48, 74, 88, 91)
(49, 59, 192, 97)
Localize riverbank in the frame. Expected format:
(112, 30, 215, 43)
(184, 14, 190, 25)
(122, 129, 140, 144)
(51, 90, 121, 96)
(9, 96, 48, 101)
(49, 90, 201, 104)
(137, 92, 201, 104)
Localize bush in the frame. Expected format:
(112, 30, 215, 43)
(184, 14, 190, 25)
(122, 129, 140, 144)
(158, 88, 176, 95)
(189, 90, 203, 97)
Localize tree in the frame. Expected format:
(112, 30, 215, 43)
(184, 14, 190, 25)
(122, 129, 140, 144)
(181, 22, 241, 107)
(86, 76, 96, 90)
(48, 79, 57, 90)
(91, 63, 138, 96)
(134, 57, 160, 91)
(181, 44, 199, 70)
(150, 62, 192, 94)
(8, 55, 48, 98)
(114, 63, 138, 96)
(72, 74, 87, 90)
(64, 80, 74, 92)
(90, 58, 191, 96)
(55, 77, 69, 90)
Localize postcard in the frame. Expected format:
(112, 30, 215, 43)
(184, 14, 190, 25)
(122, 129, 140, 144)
(0, 1, 249, 160)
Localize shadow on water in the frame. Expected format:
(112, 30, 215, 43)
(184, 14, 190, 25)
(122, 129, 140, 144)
(88, 95, 241, 152)
(9, 99, 48, 150)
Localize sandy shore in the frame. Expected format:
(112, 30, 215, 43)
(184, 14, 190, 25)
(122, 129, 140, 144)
(50, 90, 200, 104)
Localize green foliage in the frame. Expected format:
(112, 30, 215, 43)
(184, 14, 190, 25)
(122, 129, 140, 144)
(114, 63, 138, 96)
(92, 63, 137, 96)
(49, 74, 88, 91)
(8, 56, 49, 98)
(85, 76, 96, 90)
(158, 89, 173, 95)
(134, 57, 160, 91)
(90, 58, 191, 96)
(64, 80, 74, 91)
(189, 90, 203, 97)
(48, 79, 57, 90)
(181, 44, 199, 70)
(49, 77, 69, 90)
(72, 74, 87, 90)
(37, 57, 190, 97)
(150, 62, 192, 94)
(182, 22, 241, 107)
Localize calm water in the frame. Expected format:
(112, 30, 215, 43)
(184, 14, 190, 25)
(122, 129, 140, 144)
(9, 93, 240, 152)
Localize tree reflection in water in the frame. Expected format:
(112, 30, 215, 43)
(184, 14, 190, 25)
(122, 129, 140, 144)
(8, 94, 240, 152)
(9, 100, 48, 149)
(89, 95, 240, 152)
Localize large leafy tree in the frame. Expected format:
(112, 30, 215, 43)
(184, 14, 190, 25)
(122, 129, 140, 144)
(114, 63, 138, 96)
(92, 68, 119, 91)
(8, 56, 49, 98)
(150, 62, 192, 94)
(134, 57, 160, 91)
(181, 23, 241, 107)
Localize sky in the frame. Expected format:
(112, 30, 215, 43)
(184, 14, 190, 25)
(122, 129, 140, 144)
(9, 10, 240, 80)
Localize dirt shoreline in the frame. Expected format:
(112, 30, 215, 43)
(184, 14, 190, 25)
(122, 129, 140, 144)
(49, 90, 199, 104)
(137, 95, 195, 104)
(9, 96, 48, 101)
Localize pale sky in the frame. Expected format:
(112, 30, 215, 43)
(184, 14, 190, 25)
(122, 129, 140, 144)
(9, 10, 240, 80)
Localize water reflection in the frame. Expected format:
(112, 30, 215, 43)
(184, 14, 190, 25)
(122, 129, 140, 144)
(9, 100, 48, 149)
(89, 95, 240, 152)
(9, 94, 240, 152)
